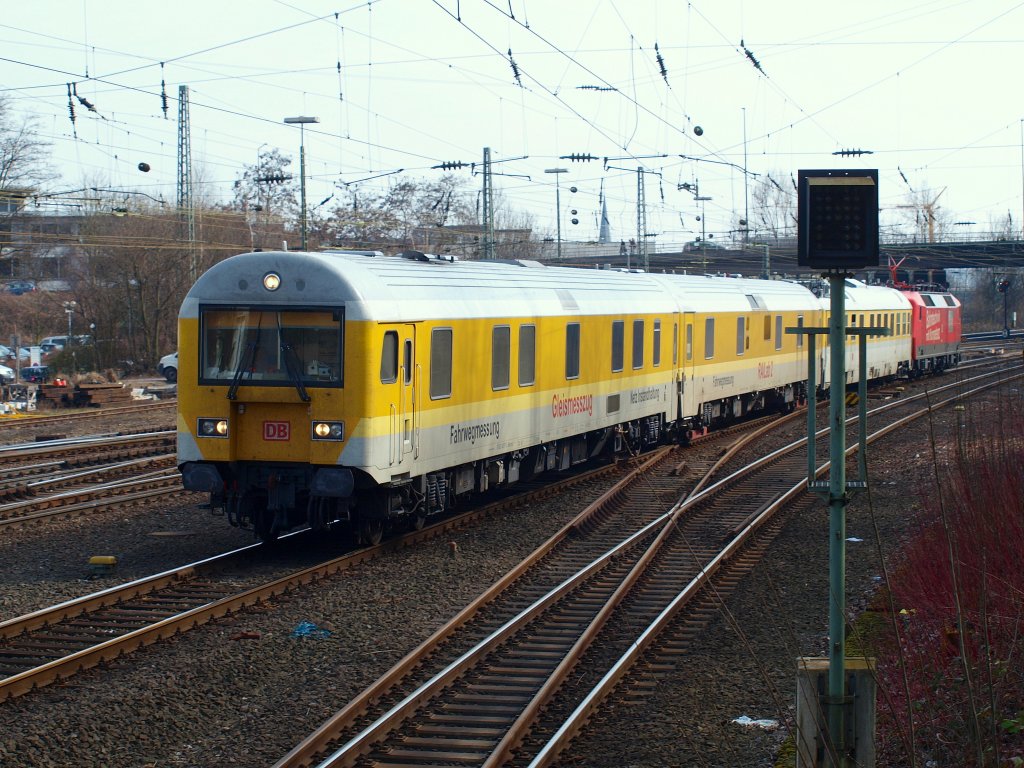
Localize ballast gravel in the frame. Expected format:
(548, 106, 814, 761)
(0, 395, 974, 767)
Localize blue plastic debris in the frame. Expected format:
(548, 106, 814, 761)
(292, 620, 331, 638)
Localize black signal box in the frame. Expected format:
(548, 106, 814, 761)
(797, 169, 879, 269)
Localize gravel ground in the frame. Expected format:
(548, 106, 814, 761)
(557, 394, 975, 767)
(0, 387, 996, 767)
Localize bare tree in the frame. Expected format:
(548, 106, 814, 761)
(893, 188, 951, 243)
(0, 94, 57, 193)
(1, 95, 59, 278)
(749, 171, 796, 242)
(68, 192, 253, 368)
(231, 149, 299, 249)
(324, 174, 476, 252)
(989, 210, 1016, 241)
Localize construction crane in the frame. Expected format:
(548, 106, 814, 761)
(893, 187, 946, 243)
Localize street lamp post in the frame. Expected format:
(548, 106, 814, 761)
(63, 301, 76, 341)
(545, 168, 568, 259)
(63, 300, 76, 374)
(283, 116, 319, 251)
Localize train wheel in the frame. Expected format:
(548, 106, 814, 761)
(254, 512, 279, 543)
(251, 503, 280, 543)
(357, 518, 385, 546)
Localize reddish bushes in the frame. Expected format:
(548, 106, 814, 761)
(872, 407, 1024, 766)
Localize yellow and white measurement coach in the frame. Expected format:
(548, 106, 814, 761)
(176, 249, 908, 542)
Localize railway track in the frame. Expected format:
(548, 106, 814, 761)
(0, 398, 175, 430)
(0, 431, 180, 528)
(0, 430, 176, 470)
(1, 360, 1015, 763)
(0, 410, 780, 705)
(0, 449, 659, 703)
(270, 361, 1024, 768)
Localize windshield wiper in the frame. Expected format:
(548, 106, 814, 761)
(280, 342, 311, 402)
(277, 314, 310, 402)
(226, 343, 257, 400)
(227, 317, 264, 401)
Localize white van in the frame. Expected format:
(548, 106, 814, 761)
(158, 351, 178, 383)
(39, 335, 69, 349)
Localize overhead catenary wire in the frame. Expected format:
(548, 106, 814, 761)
(1, 1, 1020, 239)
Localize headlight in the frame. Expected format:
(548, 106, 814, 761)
(312, 421, 344, 441)
(198, 417, 229, 437)
(263, 272, 281, 291)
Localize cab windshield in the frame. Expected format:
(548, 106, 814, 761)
(199, 307, 343, 387)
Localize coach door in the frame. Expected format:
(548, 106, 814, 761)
(386, 324, 419, 467)
(680, 311, 697, 418)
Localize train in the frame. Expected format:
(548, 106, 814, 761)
(175, 249, 961, 543)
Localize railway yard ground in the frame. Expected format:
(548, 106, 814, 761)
(0, 367, 1021, 767)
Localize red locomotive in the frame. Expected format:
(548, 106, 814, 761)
(889, 258, 962, 375)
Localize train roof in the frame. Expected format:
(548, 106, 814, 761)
(180, 250, 820, 322)
(816, 279, 913, 312)
(899, 289, 961, 308)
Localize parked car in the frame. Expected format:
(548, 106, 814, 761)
(5, 346, 32, 362)
(0, 345, 31, 362)
(0, 363, 14, 384)
(158, 351, 178, 383)
(37, 335, 91, 351)
(20, 365, 50, 383)
(4, 280, 36, 295)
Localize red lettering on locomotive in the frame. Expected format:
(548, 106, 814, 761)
(263, 421, 290, 441)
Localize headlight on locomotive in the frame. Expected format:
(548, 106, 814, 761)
(198, 417, 229, 437)
(312, 421, 344, 441)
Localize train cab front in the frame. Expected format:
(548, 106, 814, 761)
(177, 298, 356, 540)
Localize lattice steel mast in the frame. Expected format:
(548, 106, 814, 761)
(177, 85, 197, 281)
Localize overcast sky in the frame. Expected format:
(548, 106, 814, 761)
(3, 0, 1023, 250)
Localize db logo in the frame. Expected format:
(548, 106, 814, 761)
(263, 421, 290, 441)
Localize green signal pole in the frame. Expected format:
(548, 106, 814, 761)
(794, 279, 886, 766)
(795, 168, 880, 767)
(825, 271, 848, 762)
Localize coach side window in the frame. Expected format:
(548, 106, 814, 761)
(632, 319, 645, 369)
(492, 325, 510, 391)
(380, 331, 398, 384)
(685, 323, 691, 362)
(566, 322, 581, 380)
(519, 324, 536, 386)
(797, 315, 804, 348)
(704, 318, 715, 359)
(430, 328, 453, 399)
(653, 320, 662, 367)
(611, 320, 624, 372)
(736, 317, 746, 355)
(775, 315, 783, 351)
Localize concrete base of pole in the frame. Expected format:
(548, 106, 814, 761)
(796, 657, 877, 768)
